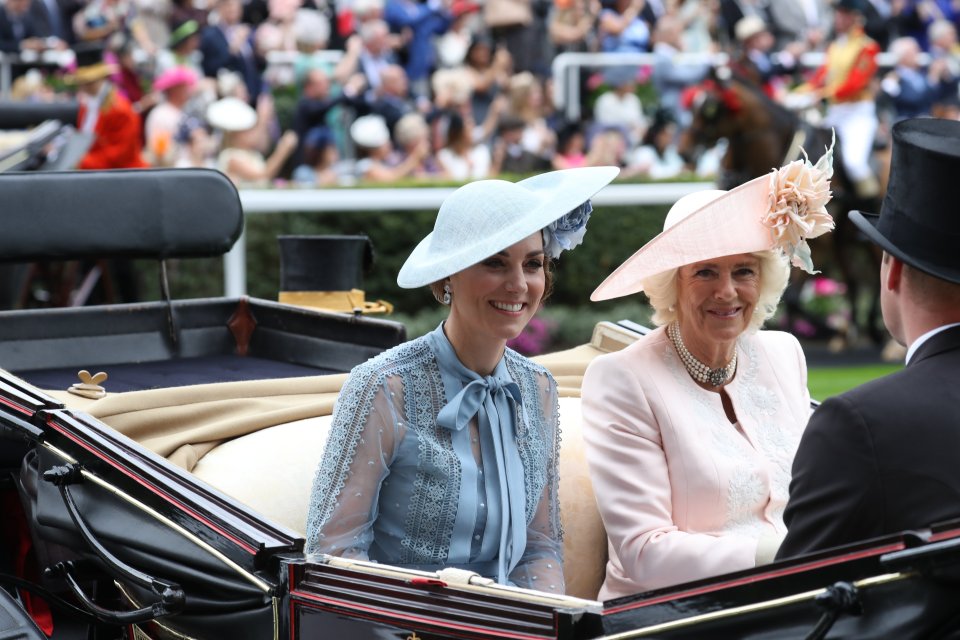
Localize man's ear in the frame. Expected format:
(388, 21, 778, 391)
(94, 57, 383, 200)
(884, 253, 903, 292)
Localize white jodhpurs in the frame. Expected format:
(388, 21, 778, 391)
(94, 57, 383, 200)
(825, 100, 878, 181)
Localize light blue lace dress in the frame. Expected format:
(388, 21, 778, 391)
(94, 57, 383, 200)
(305, 323, 564, 593)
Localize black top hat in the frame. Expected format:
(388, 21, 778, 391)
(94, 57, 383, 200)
(278, 235, 375, 291)
(850, 118, 960, 284)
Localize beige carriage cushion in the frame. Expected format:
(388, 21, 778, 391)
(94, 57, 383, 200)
(188, 394, 605, 600)
(558, 396, 606, 601)
(191, 415, 333, 535)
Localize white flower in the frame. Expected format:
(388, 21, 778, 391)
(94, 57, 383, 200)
(543, 200, 593, 259)
(762, 132, 836, 273)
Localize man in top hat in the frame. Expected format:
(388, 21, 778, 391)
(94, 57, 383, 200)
(72, 47, 149, 170)
(777, 118, 960, 559)
(796, 0, 880, 200)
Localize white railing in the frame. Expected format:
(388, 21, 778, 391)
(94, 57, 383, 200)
(225, 182, 714, 296)
(0, 50, 74, 99)
(551, 50, 917, 121)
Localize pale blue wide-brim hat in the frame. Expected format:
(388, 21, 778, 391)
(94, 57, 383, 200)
(397, 166, 620, 288)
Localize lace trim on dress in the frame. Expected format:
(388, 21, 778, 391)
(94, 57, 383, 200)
(304, 342, 413, 553)
(401, 354, 461, 563)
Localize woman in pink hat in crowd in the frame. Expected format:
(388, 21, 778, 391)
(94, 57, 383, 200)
(581, 143, 837, 599)
(145, 66, 212, 167)
(306, 166, 619, 594)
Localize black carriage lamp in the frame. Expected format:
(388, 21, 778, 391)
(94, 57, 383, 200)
(277, 235, 393, 315)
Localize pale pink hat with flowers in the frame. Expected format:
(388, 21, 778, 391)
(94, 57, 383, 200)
(591, 137, 836, 301)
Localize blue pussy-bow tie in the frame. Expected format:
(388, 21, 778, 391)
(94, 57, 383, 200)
(436, 376, 527, 585)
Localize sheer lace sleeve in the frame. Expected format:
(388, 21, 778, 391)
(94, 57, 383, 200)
(510, 372, 565, 593)
(305, 369, 405, 557)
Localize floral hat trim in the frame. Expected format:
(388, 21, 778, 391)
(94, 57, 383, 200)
(543, 200, 592, 259)
(762, 132, 836, 274)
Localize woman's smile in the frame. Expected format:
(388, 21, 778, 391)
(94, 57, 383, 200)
(491, 301, 526, 313)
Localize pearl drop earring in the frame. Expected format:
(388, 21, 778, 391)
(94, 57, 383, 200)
(442, 284, 452, 305)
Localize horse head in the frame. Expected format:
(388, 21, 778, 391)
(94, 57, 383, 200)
(676, 67, 745, 167)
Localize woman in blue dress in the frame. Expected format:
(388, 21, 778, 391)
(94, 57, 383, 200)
(305, 166, 619, 593)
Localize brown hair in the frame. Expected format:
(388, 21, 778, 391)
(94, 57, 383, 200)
(429, 259, 555, 305)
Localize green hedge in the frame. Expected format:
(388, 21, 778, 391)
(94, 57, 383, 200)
(142, 201, 671, 316)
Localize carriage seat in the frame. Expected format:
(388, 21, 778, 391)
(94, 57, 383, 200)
(190, 396, 607, 601)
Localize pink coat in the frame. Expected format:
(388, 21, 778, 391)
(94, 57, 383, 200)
(581, 325, 810, 600)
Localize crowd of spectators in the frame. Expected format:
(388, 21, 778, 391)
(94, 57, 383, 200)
(0, 0, 959, 187)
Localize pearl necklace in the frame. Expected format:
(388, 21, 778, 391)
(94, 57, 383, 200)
(667, 322, 737, 387)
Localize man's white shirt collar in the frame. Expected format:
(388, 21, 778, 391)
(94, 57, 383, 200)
(906, 322, 960, 364)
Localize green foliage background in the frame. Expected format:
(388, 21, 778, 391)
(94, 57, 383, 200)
(137, 200, 672, 346)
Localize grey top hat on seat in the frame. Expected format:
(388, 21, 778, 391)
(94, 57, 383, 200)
(850, 118, 960, 285)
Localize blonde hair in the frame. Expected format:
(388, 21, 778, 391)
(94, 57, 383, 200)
(643, 250, 790, 332)
(394, 113, 428, 147)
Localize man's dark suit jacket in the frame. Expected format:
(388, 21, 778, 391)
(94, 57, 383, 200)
(0, 8, 45, 53)
(777, 325, 960, 559)
(199, 24, 262, 101)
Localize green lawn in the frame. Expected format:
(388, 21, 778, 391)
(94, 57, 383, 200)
(807, 364, 903, 401)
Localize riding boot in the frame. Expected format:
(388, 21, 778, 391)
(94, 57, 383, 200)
(853, 175, 880, 199)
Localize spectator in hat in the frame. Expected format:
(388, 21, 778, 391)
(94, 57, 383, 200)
(778, 118, 960, 559)
(70, 48, 149, 170)
(207, 96, 299, 186)
(350, 113, 428, 182)
(145, 66, 211, 167)
(729, 14, 797, 99)
(156, 18, 203, 75)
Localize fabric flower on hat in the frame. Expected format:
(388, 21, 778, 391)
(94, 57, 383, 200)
(763, 133, 835, 274)
(542, 200, 593, 259)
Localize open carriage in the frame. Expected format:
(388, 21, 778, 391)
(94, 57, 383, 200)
(1, 169, 959, 640)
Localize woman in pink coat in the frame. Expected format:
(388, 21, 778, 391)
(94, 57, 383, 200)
(582, 143, 836, 600)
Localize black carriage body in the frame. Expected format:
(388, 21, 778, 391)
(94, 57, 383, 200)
(5, 374, 960, 640)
